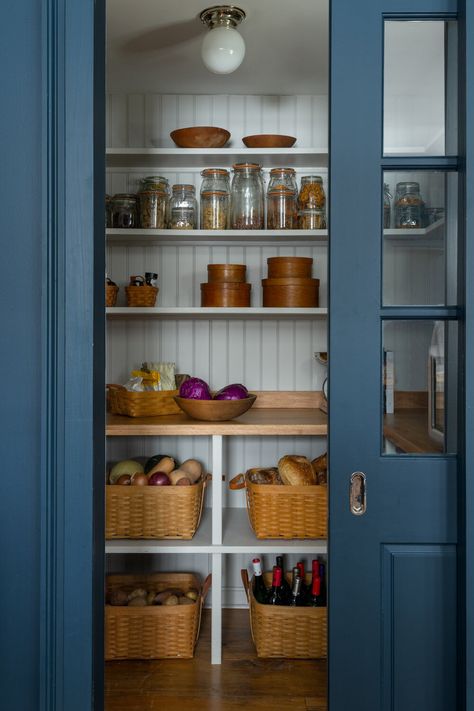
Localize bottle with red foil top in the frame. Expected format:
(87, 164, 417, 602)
(308, 559, 326, 607)
(251, 558, 268, 605)
(308, 572, 323, 607)
(266, 566, 285, 605)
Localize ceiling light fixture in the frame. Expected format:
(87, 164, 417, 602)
(200, 5, 246, 75)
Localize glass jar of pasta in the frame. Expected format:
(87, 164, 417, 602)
(200, 169, 230, 229)
(267, 187, 298, 229)
(298, 175, 326, 210)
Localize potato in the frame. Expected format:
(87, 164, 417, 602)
(176, 477, 191, 486)
(147, 456, 175, 477)
(146, 591, 156, 606)
(153, 590, 172, 605)
(128, 597, 147, 607)
(128, 587, 147, 602)
(168, 469, 193, 486)
(178, 597, 195, 605)
(162, 594, 179, 606)
(185, 589, 199, 601)
(179, 459, 203, 483)
(108, 589, 128, 606)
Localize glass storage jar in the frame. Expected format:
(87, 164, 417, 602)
(230, 163, 264, 230)
(299, 208, 327, 230)
(138, 189, 167, 228)
(169, 184, 198, 229)
(111, 194, 137, 228)
(395, 181, 424, 228)
(298, 175, 326, 210)
(139, 175, 170, 194)
(267, 168, 298, 195)
(267, 188, 298, 229)
(383, 183, 392, 228)
(200, 169, 230, 229)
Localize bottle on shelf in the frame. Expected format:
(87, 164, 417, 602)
(308, 558, 327, 607)
(308, 572, 323, 607)
(266, 565, 285, 606)
(251, 558, 268, 605)
(276, 555, 291, 600)
(318, 561, 327, 607)
(289, 574, 305, 607)
(296, 561, 309, 602)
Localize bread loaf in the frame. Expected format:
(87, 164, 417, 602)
(278, 455, 317, 486)
(246, 467, 282, 485)
(311, 453, 328, 484)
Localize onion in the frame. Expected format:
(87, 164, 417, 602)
(131, 472, 148, 486)
(148, 471, 171, 486)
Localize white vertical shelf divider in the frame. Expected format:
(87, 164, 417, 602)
(211, 435, 223, 664)
(212, 435, 223, 545)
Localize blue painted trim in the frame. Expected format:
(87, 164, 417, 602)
(380, 306, 462, 319)
(381, 157, 459, 169)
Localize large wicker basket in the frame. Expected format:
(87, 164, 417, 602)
(125, 284, 158, 307)
(107, 384, 181, 417)
(241, 569, 327, 659)
(106, 476, 208, 539)
(105, 572, 211, 660)
(230, 472, 327, 539)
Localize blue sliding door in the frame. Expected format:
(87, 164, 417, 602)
(329, 1, 473, 710)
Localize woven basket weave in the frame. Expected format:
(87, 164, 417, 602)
(106, 284, 119, 306)
(241, 569, 327, 659)
(230, 472, 327, 539)
(106, 476, 208, 539)
(125, 284, 158, 307)
(107, 384, 181, 417)
(105, 572, 211, 660)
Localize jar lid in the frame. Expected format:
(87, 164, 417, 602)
(301, 175, 323, 183)
(201, 190, 229, 197)
(396, 181, 420, 192)
(142, 175, 169, 183)
(232, 162, 262, 171)
(172, 184, 195, 193)
(269, 167, 296, 175)
(201, 168, 230, 177)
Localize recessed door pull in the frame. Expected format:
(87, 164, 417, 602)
(350, 471, 367, 515)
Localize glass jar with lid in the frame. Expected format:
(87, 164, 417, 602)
(200, 169, 230, 229)
(383, 183, 392, 228)
(139, 175, 170, 194)
(169, 184, 198, 229)
(230, 163, 264, 230)
(298, 175, 326, 210)
(299, 208, 327, 230)
(138, 189, 167, 229)
(267, 187, 298, 229)
(111, 193, 137, 228)
(267, 168, 298, 195)
(395, 181, 424, 228)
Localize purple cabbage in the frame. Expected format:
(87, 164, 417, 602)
(179, 377, 212, 400)
(214, 383, 249, 400)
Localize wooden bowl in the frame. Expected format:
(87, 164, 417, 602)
(242, 134, 296, 148)
(170, 127, 231, 148)
(174, 395, 257, 421)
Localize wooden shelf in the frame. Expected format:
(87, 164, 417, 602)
(383, 220, 445, 249)
(383, 408, 443, 454)
(106, 306, 327, 319)
(106, 146, 328, 169)
(106, 228, 328, 247)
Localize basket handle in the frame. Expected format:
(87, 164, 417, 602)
(241, 568, 251, 603)
(201, 573, 212, 601)
(229, 472, 246, 490)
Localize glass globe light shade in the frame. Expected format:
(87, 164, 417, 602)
(201, 25, 245, 74)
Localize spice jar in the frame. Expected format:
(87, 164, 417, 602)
(169, 184, 198, 229)
(111, 194, 137, 228)
(299, 208, 327, 230)
(200, 169, 230, 229)
(230, 163, 264, 230)
(267, 188, 298, 229)
(384, 183, 392, 229)
(298, 176, 326, 210)
(267, 168, 298, 195)
(395, 181, 424, 229)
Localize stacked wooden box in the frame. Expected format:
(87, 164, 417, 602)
(262, 257, 319, 307)
(201, 263, 251, 306)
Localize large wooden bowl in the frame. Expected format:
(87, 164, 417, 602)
(174, 395, 257, 421)
(242, 134, 296, 148)
(170, 126, 231, 148)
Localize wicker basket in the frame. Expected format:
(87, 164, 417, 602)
(230, 472, 327, 539)
(241, 569, 327, 658)
(106, 284, 119, 306)
(107, 384, 181, 417)
(125, 284, 158, 307)
(105, 572, 212, 660)
(106, 475, 208, 539)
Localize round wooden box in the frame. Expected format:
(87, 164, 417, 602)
(207, 264, 247, 283)
(262, 277, 319, 307)
(201, 282, 251, 307)
(267, 256, 313, 279)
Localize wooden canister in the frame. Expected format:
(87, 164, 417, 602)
(266, 256, 313, 279)
(201, 282, 251, 307)
(262, 277, 319, 307)
(207, 263, 247, 283)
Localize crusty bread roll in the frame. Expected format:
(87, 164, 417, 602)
(311, 452, 327, 473)
(278, 455, 317, 486)
(246, 467, 282, 485)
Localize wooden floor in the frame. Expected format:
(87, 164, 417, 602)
(105, 609, 327, 711)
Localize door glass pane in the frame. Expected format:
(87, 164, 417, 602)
(384, 20, 458, 156)
(382, 320, 457, 455)
(382, 171, 457, 306)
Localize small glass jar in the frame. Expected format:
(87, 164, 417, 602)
(230, 163, 264, 230)
(267, 168, 298, 195)
(169, 184, 197, 229)
(299, 208, 327, 230)
(298, 175, 326, 210)
(111, 193, 137, 228)
(138, 189, 167, 228)
(395, 181, 424, 228)
(200, 169, 230, 229)
(267, 188, 298, 229)
(383, 183, 392, 228)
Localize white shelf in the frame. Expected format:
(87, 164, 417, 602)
(106, 146, 328, 169)
(105, 507, 327, 555)
(106, 306, 328, 319)
(106, 228, 328, 247)
(384, 220, 445, 249)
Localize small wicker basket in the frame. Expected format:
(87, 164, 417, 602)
(106, 475, 209, 539)
(125, 284, 158, 307)
(230, 471, 327, 539)
(106, 283, 119, 306)
(241, 569, 327, 659)
(107, 384, 181, 417)
(105, 572, 212, 660)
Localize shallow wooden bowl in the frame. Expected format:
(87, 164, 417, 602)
(242, 134, 296, 148)
(170, 126, 231, 148)
(174, 395, 257, 421)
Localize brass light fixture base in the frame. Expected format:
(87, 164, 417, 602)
(200, 5, 246, 29)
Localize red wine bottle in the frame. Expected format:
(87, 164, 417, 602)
(266, 565, 285, 605)
(289, 574, 305, 606)
(276, 555, 291, 601)
(308, 573, 322, 606)
(318, 562, 327, 607)
(251, 558, 268, 605)
(297, 561, 309, 601)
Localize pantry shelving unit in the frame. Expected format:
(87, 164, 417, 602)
(106, 306, 328, 319)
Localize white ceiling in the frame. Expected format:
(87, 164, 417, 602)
(106, 0, 329, 94)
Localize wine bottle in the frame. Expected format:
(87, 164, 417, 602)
(296, 561, 309, 601)
(307, 573, 322, 606)
(318, 561, 327, 607)
(251, 558, 268, 605)
(289, 574, 305, 607)
(266, 565, 285, 605)
(276, 555, 291, 601)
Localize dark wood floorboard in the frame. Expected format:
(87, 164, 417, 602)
(105, 609, 327, 711)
